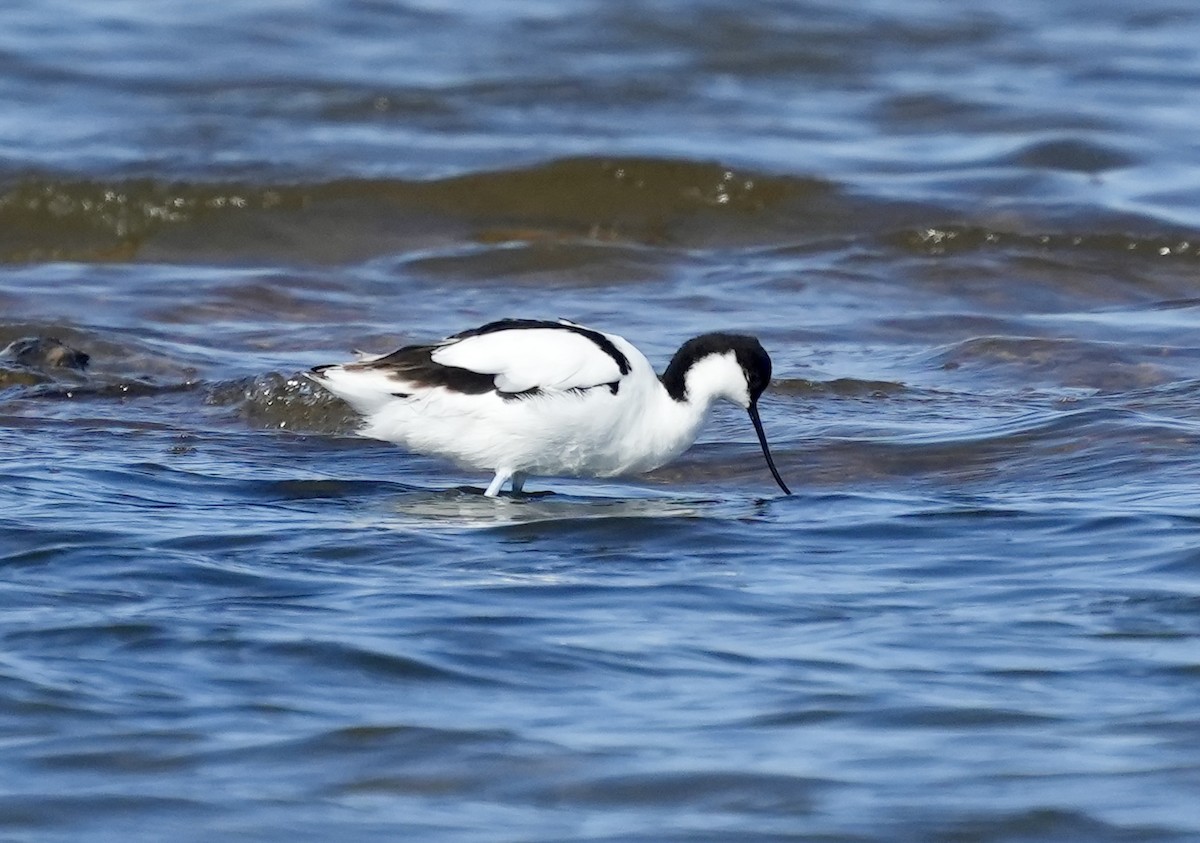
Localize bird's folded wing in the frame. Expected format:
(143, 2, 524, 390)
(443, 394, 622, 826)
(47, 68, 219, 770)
(431, 328, 624, 394)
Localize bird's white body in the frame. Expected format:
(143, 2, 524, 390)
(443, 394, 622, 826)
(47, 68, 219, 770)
(310, 319, 787, 496)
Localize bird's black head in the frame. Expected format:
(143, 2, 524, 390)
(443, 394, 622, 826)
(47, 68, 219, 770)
(732, 339, 772, 403)
(662, 333, 771, 403)
(661, 332, 790, 495)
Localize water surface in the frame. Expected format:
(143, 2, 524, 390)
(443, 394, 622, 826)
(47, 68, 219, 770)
(3, 1, 1200, 841)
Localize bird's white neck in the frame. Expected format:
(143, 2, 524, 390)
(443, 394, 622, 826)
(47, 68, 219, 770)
(624, 351, 749, 474)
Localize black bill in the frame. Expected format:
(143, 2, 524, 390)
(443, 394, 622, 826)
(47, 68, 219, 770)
(748, 403, 791, 495)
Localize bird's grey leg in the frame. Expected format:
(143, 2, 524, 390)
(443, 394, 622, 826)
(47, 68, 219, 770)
(511, 472, 527, 494)
(484, 469, 512, 498)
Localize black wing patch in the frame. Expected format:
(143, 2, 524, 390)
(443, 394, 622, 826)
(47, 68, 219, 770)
(349, 344, 496, 394)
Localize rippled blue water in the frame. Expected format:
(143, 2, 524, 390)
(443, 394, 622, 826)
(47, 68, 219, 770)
(4, 1, 1200, 841)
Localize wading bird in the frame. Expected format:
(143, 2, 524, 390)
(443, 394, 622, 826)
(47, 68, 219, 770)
(310, 319, 790, 497)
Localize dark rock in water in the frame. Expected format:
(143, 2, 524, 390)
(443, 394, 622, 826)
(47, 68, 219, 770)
(0, 336, 90, 370)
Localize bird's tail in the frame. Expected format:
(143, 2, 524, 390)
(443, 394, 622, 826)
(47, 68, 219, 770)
(308, 363, 406, 415)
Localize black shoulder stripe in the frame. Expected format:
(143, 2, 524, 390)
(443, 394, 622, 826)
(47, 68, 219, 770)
(450, 318, 561, 339)
(451, 318, 631, 376)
